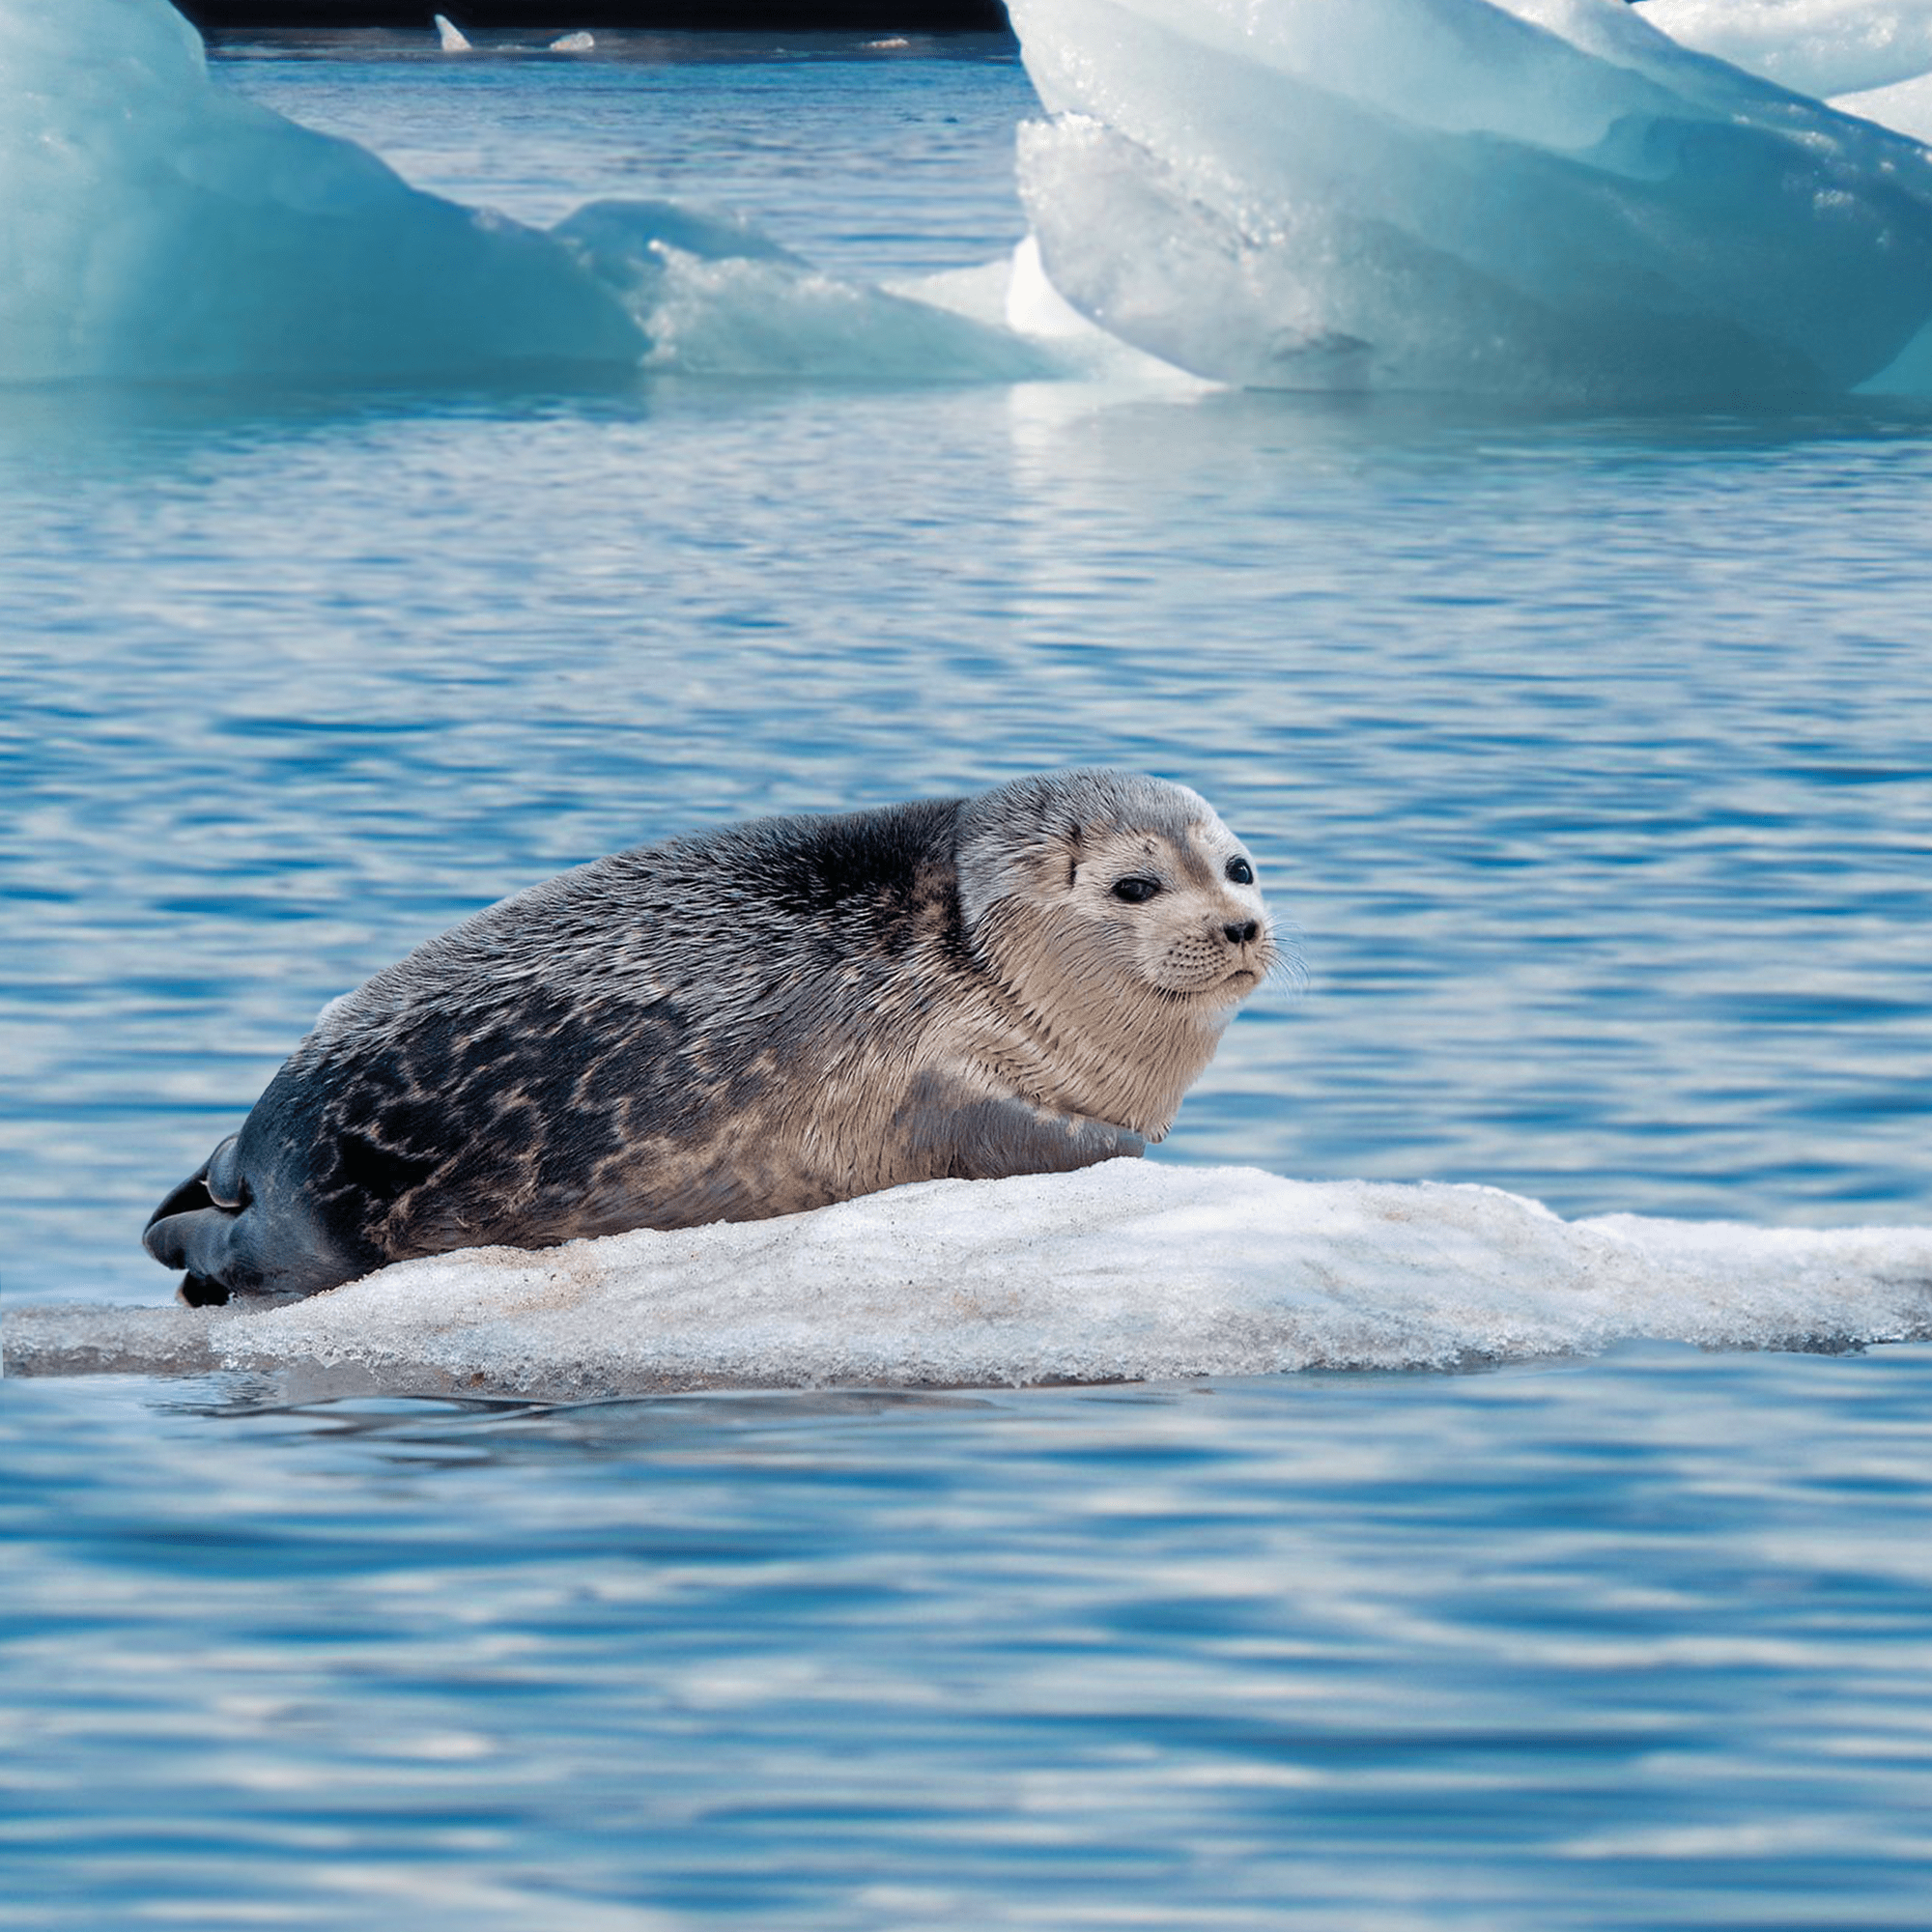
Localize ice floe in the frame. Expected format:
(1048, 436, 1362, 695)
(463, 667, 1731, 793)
(9, 1165, 1930, 1398)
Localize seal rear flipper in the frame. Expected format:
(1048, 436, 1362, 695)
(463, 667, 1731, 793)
(143, 1201, 261, 1293)
(144, 1153, 215, 1233)
(143, 1135, 246, 1238)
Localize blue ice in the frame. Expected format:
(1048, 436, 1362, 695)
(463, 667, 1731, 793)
(7, 2, 1932, 393)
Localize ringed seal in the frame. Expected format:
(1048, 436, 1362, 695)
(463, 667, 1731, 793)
(144, 769, 1277, 1303)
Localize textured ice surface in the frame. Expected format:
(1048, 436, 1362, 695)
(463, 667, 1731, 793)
(0, 0, 639, 382)
(10, 1165, 1930, 1397)
(0, 0, 1039, 386)
(15, 0, 1932, 398)
(1640, 0, 1932, 98)
(1640, 0, 1932, 143)
(556, 201, 1051, 383)
(1008, 0, 1932, 401)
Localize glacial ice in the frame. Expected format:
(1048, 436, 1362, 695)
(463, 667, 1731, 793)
(0, 0, 1037, 386)
(1008, 0, 1932, 400)
(1639, 0, 1932, 143)
(554, 201, 1052, 383)
(12, 0, 1932, 398)
(0, 0, 639, 382)
(9, 1164, 1930, 1397)
(1639, 0, 1932, 99)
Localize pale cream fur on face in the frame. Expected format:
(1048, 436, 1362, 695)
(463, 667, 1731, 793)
(957, 781, 1277, 1139)
(1063, 816, 1274, 999)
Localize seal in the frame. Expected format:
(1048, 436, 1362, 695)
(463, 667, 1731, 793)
(144, 770, 1277, 1303)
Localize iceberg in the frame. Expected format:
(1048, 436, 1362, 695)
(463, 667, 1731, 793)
(9, 1164, 1931, 1398)
(1639, 0, 1932, 143)
(0, 0, 1037, 386)
(13, 0, 1932, 399)
(0, 0, 641, 383)
(1638, 0, 1932, 99)
(1007, 0, 1932, 401)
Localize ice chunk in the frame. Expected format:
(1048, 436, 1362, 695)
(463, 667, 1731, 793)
(1637, 0, 1932, 143)
(435, 14, 472, 53)
(1638, 1, 1932, 99)
(0, 0, 640, 383)
(1835, 69, 1932, 138)
(550, 31, 596, 53)
(9, 1166, 1930, 1398)
(553, 200, 1056, 383)
(1008, 0, 1932, 401)
(0, 1, 1050, 388)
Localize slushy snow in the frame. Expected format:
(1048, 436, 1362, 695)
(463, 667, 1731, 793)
(9, 1165, 1930, 1397)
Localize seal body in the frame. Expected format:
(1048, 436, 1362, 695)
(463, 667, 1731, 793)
(144, 771, 1276, 1302)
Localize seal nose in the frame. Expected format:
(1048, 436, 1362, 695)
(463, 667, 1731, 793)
(1224, 920, 1259, 946)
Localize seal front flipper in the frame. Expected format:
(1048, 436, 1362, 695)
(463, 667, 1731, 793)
(894, 1077, 1145, 1185)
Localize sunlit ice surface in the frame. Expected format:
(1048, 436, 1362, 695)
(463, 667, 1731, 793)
(1009, 0, 1932, 401)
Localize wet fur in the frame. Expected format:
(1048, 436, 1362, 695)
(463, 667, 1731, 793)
(145, 771, 1275, 1301)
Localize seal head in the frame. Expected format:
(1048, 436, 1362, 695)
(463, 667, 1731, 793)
(144, 770, 1276, 1303)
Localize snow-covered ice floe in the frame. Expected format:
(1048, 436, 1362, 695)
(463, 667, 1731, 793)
(9, 1165, 1930, 1398)
(12, 0, 1932, 397)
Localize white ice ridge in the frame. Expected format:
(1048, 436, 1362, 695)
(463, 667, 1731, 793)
(8, 1165, 1931, 1397)
(0, 0, 1043, 385)
(1006, 0, 1932, 401)
(1639, 1, 1932, 99)
(1640, 0, 1932, 140)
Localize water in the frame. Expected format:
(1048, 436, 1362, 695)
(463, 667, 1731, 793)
(4, 29, 1932, 1929)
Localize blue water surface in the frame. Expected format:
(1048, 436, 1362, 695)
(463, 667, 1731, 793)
(3, 32, 1931, 1929)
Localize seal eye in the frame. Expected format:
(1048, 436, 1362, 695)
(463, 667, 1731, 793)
(1111, 876, 1161, 904)
(1226, 857, 1254, 887)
